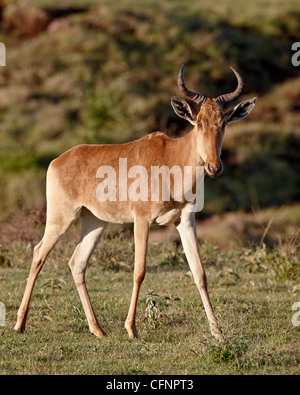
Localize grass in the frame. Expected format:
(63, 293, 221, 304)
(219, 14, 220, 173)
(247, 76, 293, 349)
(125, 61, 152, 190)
(0, 232, 299, 374)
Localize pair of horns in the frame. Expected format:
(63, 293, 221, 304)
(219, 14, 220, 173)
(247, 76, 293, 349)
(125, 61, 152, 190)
(177, 64, 244, 106)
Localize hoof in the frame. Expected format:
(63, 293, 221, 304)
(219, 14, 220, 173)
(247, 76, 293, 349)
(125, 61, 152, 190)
(125, 322, 138, 339)
(13, 325, 24, 334)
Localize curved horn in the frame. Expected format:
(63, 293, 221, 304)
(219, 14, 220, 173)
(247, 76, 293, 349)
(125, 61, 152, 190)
(177, 64, 207, 105)
(215, 67, 244, 106)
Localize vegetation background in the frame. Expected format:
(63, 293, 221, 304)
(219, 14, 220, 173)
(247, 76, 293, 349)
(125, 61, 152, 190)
(0, 0, 299, 375)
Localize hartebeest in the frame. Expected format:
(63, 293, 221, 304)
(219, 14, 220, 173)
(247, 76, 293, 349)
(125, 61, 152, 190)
(14, 65, 256, 341)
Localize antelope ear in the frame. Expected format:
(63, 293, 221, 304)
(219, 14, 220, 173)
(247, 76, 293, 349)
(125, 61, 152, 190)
(171, 96, 197, 125)
(225, 97, 256, 123)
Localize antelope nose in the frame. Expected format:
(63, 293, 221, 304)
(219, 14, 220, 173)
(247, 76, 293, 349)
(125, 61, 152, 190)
(208, 163, 222, 175)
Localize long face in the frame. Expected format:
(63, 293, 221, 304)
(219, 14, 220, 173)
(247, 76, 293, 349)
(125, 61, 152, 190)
(195, 99, 225, 178)
(171, 65, 256, 179)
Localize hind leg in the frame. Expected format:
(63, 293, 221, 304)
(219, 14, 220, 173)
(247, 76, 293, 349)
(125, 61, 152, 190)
(14, 207, 81, 333)
(68, 208, 107, 337)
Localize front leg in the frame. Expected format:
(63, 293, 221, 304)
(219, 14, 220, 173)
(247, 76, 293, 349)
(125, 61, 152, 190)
(125, 217, 150, 339)
(176, 212, 223, 341)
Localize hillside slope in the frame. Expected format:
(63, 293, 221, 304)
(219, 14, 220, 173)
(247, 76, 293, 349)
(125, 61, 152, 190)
(0, 0, 299, 245)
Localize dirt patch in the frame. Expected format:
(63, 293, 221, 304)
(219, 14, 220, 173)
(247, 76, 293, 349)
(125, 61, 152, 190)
(149, 206, 300, 249)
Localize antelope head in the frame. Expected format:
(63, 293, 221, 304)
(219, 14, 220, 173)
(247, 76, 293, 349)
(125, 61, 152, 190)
(171, 65, 256, 178)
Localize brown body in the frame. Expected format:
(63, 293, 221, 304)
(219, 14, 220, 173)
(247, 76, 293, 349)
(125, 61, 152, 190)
(50, 130, 203, 225)
(14, 66, 256, 340)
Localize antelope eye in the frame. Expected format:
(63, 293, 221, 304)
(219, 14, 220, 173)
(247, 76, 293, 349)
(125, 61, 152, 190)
(197, 122, 203, 128)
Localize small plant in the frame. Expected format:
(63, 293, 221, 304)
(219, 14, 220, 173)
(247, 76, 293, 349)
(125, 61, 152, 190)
(145, 290, 160, 329)
(269, 246, 300, 281)
(0, 251, 11, 267)
(201, 337, 248, 368)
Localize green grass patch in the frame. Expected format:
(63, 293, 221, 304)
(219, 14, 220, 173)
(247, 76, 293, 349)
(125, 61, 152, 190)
(0, 236, 299, 374)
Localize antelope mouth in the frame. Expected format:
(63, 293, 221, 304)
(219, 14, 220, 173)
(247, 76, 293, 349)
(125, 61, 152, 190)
(205, 162, 223, 178)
